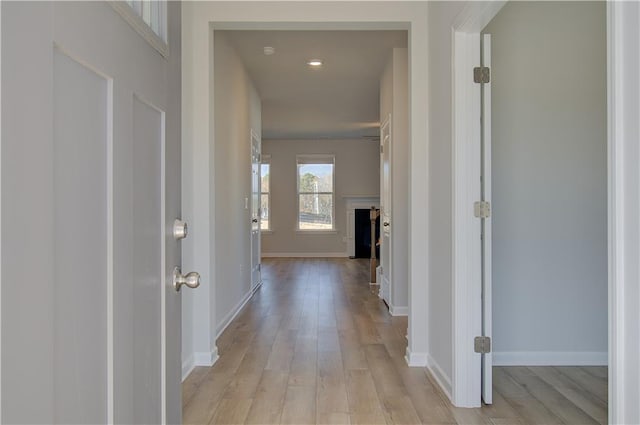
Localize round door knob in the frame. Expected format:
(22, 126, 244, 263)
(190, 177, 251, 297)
(173, 219, 188, 240)
(173, 267, 200, 292)
(383, 222, 390, 227)
(252, 218, 258, 223)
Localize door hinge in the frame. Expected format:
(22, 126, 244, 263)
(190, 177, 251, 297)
(258, 153, 262, 162)
(474, 201, 491, 218)
(473, 66, 490, 84)
(474, 336, 491, 354)
(380, 144, 384, 154)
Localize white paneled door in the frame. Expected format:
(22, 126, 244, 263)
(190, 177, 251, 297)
(1, 2, 183, 423)
(380, 115, 392, 305)
(480, 33, 493, 405)
(250, 130, 262, 291)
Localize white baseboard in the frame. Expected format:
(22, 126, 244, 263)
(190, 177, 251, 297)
(405, 348, 428, 367)
(427, 354, 453, 401)
(193, 347, 219, 366)
(194, 348, 219, 367)
(216, 281, 262, 339)
(493, 351, 608, 366)
(261, 252, 348, 258)
(389, 305, 409, 316)
(182, 353, 195, 382)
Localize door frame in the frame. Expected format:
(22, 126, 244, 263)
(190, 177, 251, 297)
(451, 0, 505, 408)
(452, 1, 636, 421)
(181, 1, 430, 375)
(250, 129, 262, 291)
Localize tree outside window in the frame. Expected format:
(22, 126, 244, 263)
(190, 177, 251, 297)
(297, 155, 334, 230)
(261, 160, 270, 230)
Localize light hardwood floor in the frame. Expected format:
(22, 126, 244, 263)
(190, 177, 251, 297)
(182, 258, 607, 425)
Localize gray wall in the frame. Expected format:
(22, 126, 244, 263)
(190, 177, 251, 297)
(182, 30, 262, 372)
(261, 139, 379, 255)
(380, 48, 410, 312)
(213, 31, 262, 330)
(484, 1, 607, 362)
(426, 0, 467, 382)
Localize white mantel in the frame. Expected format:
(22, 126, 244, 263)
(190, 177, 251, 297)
(344, 195, 380, 258)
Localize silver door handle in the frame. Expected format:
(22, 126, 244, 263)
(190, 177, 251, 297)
(173, 267, 200, 292)
(173, 219, 188, 240)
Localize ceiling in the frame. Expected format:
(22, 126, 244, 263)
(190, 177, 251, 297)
(221, 30, 408, 140)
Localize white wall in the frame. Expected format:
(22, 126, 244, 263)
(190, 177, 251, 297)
(261, 139, 379, 256)
(484, 1, 607, 364)
(426, 0, 467, 390)
(379, 48, 409, 313)
(608, 2, 640, 422)
(181, 28, 261, 377)
(213, 31, 262, 331)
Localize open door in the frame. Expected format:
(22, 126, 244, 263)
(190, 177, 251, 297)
(481, 33, 493, 405)
(250, 130, 262, 290)
(1, 2, 183, 423)
(380, 115, 392, 305)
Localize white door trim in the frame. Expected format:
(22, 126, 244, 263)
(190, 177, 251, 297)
(607, 2, 640, 423)
(451, 0, 505, 408)
(453, 2, 638, 420)
(181, 1, 431, 376)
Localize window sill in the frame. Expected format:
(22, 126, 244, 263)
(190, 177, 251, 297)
(295, 229, 338, 234)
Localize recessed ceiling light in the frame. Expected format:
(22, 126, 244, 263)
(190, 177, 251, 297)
(307, 59, 323, 67)
(263, 46, 275, 55)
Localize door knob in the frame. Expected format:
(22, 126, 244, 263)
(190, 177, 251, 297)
(252, 218, 258, 223)
(173, 267, 200, 292)
(383, 222, 390, 227)
(173, 219, 188, 240)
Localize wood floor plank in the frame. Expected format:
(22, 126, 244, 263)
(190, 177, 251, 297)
(316, 350, 349, 414)
(209, 398, 252, 425)
(554, 366, 608, 404)
(316, 412, 351, 425)
(280, 385, 317, 424)
(505, 366, 599, 425)
(182, 258, 609, 425)
(345, 369, 385, 415)
(244, 370, 289, 424)
(531, 366, 607, 424)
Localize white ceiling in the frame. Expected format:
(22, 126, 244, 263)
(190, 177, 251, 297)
(221, 30, 408, 140)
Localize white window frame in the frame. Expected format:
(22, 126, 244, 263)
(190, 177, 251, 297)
(260, 155, 271, 232)
(108, 1, 169, 58)
(296, 154, 336, 232)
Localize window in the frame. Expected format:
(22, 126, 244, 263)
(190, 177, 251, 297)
(260, 156, 271, 231)
(125, 0, 167, 41)
(297, 155, 335, 231)
(110, 0, 168, 57)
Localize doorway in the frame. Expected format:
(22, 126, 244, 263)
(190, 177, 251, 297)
(452, 0, 609, 412)
(181, 1, 430, 389)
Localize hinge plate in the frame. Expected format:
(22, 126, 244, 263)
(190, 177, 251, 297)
(474, 201, 491, 218)
(473, 66, 490, 84)
(474, 336, 491, 354)
(380, 144, 384, 154)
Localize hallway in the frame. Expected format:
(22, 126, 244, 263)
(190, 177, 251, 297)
(182, 258, 607, 424)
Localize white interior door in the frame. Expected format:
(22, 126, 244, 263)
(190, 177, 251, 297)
(1, 2, 182, 423)
(380, 115, 392, 305)
(250, 130, 262, 290)
(481, 33, 493, 405)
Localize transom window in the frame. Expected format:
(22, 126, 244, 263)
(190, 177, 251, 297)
(126, 0, 166, 41)
(297, 155, 335, 231)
